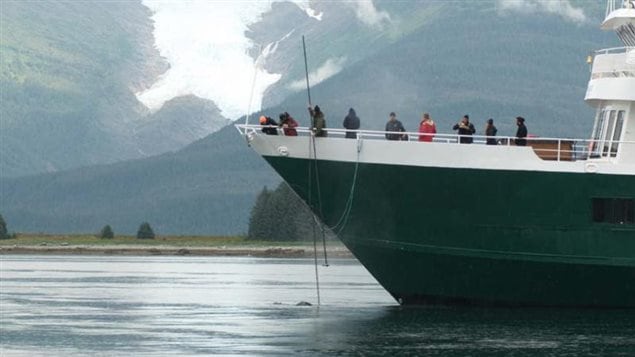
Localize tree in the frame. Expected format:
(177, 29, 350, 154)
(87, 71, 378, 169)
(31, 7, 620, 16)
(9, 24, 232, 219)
(99, 225, 114, 239)
(137, 222, 155, 239)
(248, 186, 273, 240)
(0, 214, 9, 240)
(247, 183, 329, 241)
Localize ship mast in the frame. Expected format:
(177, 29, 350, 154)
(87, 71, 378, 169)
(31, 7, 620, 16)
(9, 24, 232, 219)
(603, 0, 635, 44)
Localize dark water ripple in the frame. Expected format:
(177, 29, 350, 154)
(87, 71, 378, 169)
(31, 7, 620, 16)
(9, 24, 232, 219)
(1, 255, 634, 356)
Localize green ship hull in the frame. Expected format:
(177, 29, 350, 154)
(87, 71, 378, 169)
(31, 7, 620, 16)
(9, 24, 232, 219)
(264, 156, 635, 307)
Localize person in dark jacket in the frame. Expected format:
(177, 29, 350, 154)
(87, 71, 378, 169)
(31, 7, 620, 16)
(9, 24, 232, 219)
(485, 118, 498, 145)
(343, 108, 360, 139)
(515, 116, 528, 146)
(452, 115, 476, 143)
(308, 105, 327, 137)
(385, 112, 407, 140)
(279, 112, 298, 136)
(259, 115, 278, 135)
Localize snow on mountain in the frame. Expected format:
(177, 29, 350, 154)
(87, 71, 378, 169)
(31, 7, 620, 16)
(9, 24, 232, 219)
(137, 0, 391, 119)
(138, 0, 306, 119)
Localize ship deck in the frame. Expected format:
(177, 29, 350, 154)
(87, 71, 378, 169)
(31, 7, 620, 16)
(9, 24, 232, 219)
(236, 124, 635, 168)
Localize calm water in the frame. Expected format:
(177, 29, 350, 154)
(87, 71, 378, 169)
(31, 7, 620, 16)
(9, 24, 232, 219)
(1, 255, 634, 356)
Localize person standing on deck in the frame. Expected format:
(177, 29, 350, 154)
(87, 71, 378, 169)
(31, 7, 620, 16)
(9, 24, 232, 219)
(515, 116, 528, 146)
(308, 105, 327, 137)
(485, 118, 498, 145)
(343, 108, 360, 139)
(279, 112, 298, 136)
(418, 113, 436, 142)
(452, 115, 476, 143)
(385, 112, 407, 141)
(259, 115, 278, 135)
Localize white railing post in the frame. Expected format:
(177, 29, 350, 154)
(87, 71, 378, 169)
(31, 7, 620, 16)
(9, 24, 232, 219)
(557, 140, 562, 161)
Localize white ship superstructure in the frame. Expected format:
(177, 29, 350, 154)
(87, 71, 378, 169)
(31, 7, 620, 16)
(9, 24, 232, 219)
(586, 0, 635, 163)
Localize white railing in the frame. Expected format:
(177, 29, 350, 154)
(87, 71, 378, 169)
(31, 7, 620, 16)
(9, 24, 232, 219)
(236, 124, 635, 162)
(607, 0, 616, 17)
(594, 46, 635, 55)
(608, 0, 635, 16)
(590, 47, 635, 79)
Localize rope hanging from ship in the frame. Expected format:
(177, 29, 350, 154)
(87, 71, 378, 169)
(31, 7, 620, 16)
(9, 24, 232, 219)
(307, 126, 361, 245)
(307, 129, 362, 236)
(311, 138, 330, 265)
(303, 34, 359, 239)
(303, 35, 324, 306)
(326, 140, 360, 235)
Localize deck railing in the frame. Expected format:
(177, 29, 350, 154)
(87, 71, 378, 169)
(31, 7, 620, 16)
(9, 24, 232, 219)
(606, 0, 635, 16)
(594, 46, 635, 55)
(591, 47, 635, 79)
(236, 124, 635, 163)
(607, 0, 616, 17)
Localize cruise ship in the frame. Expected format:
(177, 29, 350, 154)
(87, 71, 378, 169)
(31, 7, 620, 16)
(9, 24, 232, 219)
(237, 0, 635, 307)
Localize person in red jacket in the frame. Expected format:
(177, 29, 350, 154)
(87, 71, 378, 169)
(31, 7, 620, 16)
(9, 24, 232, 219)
(418, 113, 436, 142)
(279, 112, 298, 136)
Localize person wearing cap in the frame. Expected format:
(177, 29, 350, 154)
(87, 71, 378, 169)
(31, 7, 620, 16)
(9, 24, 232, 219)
(485, 118, 498, 145)
(279, 112, 298, 136)
(385, 112, 407, 141)
(418, 113, 436, 142)
(515, 116, 528, 146)
(308, 105, 327, 137)
(452, 115, 476, 144)
(259, 115, 278, 135)
(343, 108, 360, 139)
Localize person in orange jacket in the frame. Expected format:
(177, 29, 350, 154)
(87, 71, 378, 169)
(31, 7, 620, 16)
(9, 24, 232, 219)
(259, 115, 278, 135)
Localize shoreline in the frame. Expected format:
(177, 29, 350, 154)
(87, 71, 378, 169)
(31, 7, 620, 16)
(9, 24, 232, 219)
(0, 244, 353, 258)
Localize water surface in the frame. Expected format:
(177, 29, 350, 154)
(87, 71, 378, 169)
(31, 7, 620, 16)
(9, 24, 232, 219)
(1, 255, 634, 355)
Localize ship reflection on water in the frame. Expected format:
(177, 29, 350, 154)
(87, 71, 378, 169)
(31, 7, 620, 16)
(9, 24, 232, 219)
(1, 255, 633, 355)
(317, 306, 635, 355)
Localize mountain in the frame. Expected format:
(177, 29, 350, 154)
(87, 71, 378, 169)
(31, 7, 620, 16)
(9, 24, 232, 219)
(0, 124, 278, 235)
(256, 1, 614, 138)
(134, 96, 230, 157)
(0, 1, 228, 177)
(1, 1, 618, 235)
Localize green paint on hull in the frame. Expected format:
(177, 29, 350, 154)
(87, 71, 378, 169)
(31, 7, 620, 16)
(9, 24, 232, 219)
(349, 239, 635, 307)
(264, 156, 635, 307)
